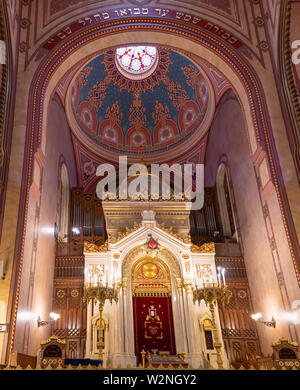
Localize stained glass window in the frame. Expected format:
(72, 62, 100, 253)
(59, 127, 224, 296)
(115, 46, 157, 77)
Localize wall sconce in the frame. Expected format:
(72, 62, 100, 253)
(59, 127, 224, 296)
(37, 312, 60, 327)
(251, 312, 276, 328)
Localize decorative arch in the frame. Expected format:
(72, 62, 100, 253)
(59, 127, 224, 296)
(57, 163, 70, 242)
(131, 256, 172, 297)
(122, 244, 181, 280)
(9, 18, 300, 355)
(125, 125, 152, 149)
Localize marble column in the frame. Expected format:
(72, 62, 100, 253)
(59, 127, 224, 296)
(183, 283, 203, 368)
(176, 278, 188, 354)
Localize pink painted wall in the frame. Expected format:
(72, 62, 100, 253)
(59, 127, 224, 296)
(205, 89, 299, 355)
(5, 0, 20, 73)
(14, 96, 77, 356)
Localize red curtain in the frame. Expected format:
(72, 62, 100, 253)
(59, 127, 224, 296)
(133, 297, 176, 362)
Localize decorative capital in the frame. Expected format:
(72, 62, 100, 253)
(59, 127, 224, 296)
(176, 278, 183, 296)
(183, 281, 193, 295)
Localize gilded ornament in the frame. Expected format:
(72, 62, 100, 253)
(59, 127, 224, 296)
(108, 222, 142, 244)
(41, 335, 66, 345)
(157, 222, 188, 243)
(238, 290, 247, 299)
(103, 192, 189, 202)
(191, 242, 215, 253)
(71, 289, 79, 298)
(57, 289, 65, 298)
(272, 338, 299, 347)
(84, 240, 108, 252)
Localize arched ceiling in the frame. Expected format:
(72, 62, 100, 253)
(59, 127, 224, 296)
(65, 46, 215, 162)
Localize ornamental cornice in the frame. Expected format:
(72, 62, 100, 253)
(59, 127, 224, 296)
(272, 337, 299, 348)
(41, 335, 66, 345)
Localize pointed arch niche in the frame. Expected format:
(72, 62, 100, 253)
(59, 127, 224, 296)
(58, 163, 70, 242)
(216, 163, 238, 241)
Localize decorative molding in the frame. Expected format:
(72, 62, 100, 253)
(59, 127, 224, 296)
(261, 180, 275, 202)
(34, 148, 46, 169)
(272, 337, 298, 348)
(29, 181, 40, 202)
(0, 1, 10, 193)
(252, 146, 266, 168)
(40, 335, 66, 346)
(278, 0, 300, 177)
(84, 240, 108, 253)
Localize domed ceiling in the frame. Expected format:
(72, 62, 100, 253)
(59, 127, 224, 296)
(66, 46, 215, 163)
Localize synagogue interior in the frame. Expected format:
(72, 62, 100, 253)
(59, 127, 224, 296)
(0, 0, 300, 370)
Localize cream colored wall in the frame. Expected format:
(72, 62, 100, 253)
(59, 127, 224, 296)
(13, 97, 77, 357)
(205, 90, 300, 354)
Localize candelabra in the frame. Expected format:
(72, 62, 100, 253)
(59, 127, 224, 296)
(191, 267, 231, 370)
(83, 279, 119, 359)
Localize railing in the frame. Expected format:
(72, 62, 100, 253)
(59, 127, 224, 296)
(1, 362, 298, 370)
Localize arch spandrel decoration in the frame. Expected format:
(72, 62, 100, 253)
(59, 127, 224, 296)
(122, 245, 181, 281)
(131, 256, 171, 297)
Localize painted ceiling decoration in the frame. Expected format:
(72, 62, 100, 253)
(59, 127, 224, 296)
(66, 46, 215, 163)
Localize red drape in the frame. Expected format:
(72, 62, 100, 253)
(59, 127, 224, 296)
(133, 297, 176, 362)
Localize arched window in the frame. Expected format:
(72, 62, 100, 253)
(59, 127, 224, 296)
(115, 46, 158, 79)
(216, 164, 237, 240)
(58, 164, 70, 242)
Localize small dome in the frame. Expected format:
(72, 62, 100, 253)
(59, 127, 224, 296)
(67, 46, 214, 163)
